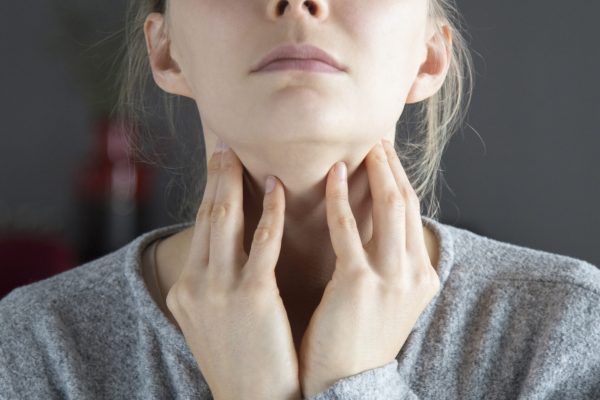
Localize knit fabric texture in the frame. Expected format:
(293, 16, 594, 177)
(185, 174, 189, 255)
(1, 216, 599, 399)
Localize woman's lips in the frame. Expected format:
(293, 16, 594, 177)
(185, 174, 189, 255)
(251, 43, 348, 73)
(254, 58, 345, 73)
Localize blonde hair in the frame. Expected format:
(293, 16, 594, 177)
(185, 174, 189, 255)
(111, 0, 475, 222)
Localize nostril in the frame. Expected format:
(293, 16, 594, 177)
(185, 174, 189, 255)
(276, 0, 318, 17)
(276, 1, 286, 15)
(306, 2, 317, 14)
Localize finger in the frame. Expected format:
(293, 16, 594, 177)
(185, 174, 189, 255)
(184, 142, 224, 279)
(325, 161, 365, 270)
(243, 175, 285, 281)
(365, 140, 406, 267)
(381, 139, 428, 260)
(208, 142, 245, 280)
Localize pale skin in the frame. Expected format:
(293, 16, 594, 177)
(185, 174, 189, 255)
(142, 0, 452, 398)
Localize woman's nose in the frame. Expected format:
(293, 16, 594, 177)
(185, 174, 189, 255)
(267, 0, 329, 21)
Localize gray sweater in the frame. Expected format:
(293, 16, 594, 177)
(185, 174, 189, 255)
(1, 216, 599, 399)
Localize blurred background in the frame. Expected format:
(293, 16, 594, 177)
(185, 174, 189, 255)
(1, 0, 598, 299)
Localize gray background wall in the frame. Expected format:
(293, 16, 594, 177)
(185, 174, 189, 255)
(439, 0, 599, 266)
(0, 0, 598, 268)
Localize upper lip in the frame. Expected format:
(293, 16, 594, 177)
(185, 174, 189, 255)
(251, 43, 347, 72)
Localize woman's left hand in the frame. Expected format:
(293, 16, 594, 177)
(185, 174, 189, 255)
(298, 138, 441, 398)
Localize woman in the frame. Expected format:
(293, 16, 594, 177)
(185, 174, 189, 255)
(1, 0, 598, 399)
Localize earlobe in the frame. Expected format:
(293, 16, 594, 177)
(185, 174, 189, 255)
(405, 22, 452, 105)
(144, 13, 194, 99)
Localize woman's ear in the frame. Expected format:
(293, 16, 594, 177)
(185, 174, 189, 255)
(405, 21, 452, 104)
(144, 13, 194, 98)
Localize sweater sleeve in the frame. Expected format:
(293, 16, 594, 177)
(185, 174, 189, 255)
(0, 338, 19, 400)
(303, 275, 600, 399)
(514, 284, 600, 398)
(303, 359, 419, 400)
(0, 288, 62, 399)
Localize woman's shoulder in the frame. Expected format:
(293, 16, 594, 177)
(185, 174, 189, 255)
(0, 222, 200, 398)
(0, 241, 135, 396)
(435, 219, 600, 296)
(406, 218, 600, 398)
(0, 239, 133, 323)
(0, 221, 193, 322)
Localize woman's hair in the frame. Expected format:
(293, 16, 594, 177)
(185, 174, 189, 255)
(111, 0, 475, 222)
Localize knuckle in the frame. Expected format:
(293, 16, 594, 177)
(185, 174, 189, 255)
(346, 267, 375, 291)
(253, 225, 272, 244)
(202, 287, 229, 308)
(416, 266, 440, 290)
(165, 286, 177, 308)
(196, 202, 213, 223)
(399, 185, 412, 200)
(414, 271, 430, 287)
(165, 286, 180, 313)
(262, 197, 280, 213)
(396, 276, 413, 292)
(385, 190, 405, 209)
(336, 214, 357, 231)
(428, 269, 441, 289)
(241, 275, 277, 299)
(210, 202, 230, 223)
(374, 150, 387, 164)
(207, 154, 221, 174)
(171, 281, 195, 309)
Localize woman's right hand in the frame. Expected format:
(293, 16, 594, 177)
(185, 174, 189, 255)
(165, 139, 301, 400)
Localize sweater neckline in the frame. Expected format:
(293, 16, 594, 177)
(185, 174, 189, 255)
(123, 215, 455, 356)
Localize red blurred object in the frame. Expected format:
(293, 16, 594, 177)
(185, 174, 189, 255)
(76, 117, 153, 202)
(0, 234, 77, 299)
(74, 117, 154, 263)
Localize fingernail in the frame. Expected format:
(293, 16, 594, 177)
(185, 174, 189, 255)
(336, 162, 347, 181)
(215, 138, 227, 153)
(381, 138, 391, 146)
(265, 176, 276, 193)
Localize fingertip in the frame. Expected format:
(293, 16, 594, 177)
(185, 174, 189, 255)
(264, 176, 285, 209)
(265, 175, 276, 194)
(336, 161, 347, 182)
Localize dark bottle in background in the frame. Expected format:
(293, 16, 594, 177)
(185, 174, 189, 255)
(74, 117, 154, 263)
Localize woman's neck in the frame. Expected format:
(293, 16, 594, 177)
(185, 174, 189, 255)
(147, 159, 440, 329)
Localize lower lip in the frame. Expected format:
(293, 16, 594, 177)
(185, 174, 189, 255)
(256, 59, 343, 73)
